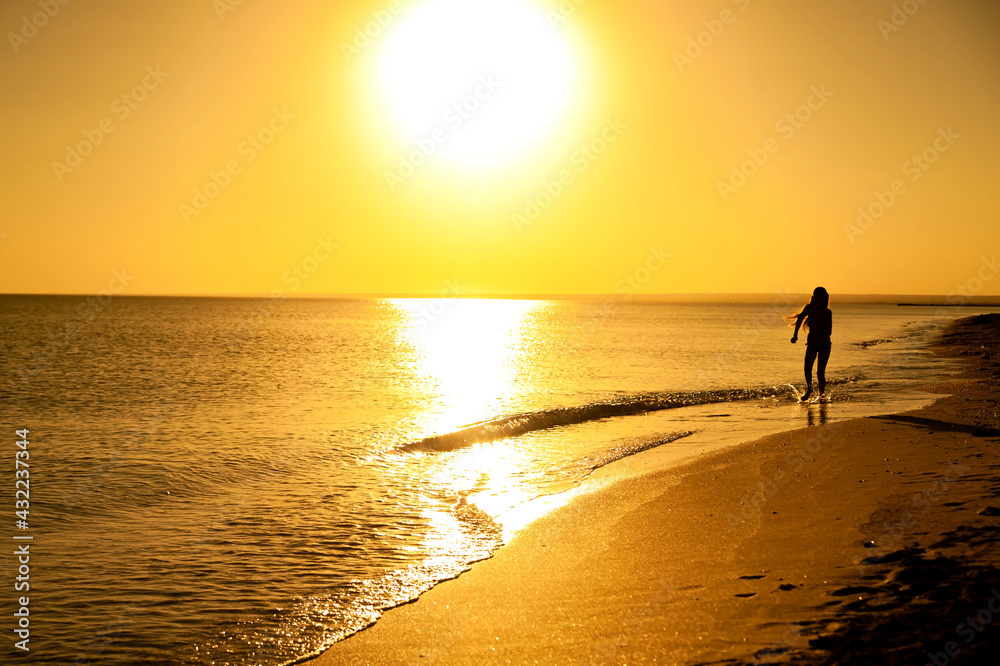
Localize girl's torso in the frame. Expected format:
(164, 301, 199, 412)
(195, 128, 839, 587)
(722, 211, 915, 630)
(807, 307, 832, 344)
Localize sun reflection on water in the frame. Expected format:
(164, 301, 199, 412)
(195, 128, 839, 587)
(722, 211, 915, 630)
(387, 298, 542, 434)
(384, 298, 555, 536)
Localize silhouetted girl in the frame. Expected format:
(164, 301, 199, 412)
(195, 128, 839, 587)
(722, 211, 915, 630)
(786, 287, 832, 401)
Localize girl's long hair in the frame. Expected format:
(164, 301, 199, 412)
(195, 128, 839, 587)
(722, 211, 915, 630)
(784, 287, 829, 330)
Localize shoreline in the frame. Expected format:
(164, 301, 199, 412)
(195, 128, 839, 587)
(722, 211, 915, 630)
(305, 314, 1000, 665)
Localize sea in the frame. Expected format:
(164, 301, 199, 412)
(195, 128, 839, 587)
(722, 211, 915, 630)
(0, 295, 993, 665)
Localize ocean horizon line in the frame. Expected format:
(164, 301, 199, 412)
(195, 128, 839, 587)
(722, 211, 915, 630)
(2, 292, 1000, 306)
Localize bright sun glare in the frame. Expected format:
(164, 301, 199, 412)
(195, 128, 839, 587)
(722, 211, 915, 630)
(374, 0, 579, 170)
(390, 298, 538, 430)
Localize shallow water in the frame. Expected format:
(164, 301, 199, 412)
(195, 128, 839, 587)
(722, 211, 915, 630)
(0, 296, 990, 664)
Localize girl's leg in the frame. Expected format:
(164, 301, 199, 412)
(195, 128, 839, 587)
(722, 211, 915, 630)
(817, 345, 831, 394)
(802, 346, 818, 398)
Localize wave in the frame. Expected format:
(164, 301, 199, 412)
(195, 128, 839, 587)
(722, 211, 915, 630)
(854, 337, 897, 348)
(398, 377, 862, 454)
(581, 431, 694, 473)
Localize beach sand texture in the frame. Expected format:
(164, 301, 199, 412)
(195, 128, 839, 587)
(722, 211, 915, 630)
(308, 314, 1000, 665)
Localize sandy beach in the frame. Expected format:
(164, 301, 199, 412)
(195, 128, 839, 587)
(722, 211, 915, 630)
(9, 2, 1000, 662)
(306, 314, 1000, 665)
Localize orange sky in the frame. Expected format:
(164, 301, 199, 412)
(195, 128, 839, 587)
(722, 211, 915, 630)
(1, 0, 998, 297)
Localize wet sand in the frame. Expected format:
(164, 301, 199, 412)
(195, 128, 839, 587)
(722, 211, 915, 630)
(306, 314, 1000, 665)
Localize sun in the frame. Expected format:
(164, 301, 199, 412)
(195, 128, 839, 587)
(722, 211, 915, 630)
(373, 0, 580, 171)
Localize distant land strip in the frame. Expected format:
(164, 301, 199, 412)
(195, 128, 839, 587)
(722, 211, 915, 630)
(897, 303, 1000, 307)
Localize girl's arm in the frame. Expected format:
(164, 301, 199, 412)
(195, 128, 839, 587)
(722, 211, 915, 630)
(791, 310, 806, 343)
